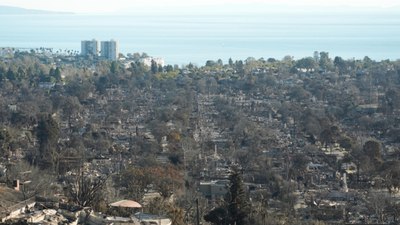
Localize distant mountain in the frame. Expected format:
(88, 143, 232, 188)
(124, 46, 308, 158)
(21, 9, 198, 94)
(0, 5, 72, 15)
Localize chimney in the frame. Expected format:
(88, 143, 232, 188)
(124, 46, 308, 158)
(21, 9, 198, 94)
(13, 179, 20, 191)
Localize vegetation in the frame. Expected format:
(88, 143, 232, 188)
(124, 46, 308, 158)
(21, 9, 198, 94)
(1, 50, 400, 224)
(204, 165, 250, 225)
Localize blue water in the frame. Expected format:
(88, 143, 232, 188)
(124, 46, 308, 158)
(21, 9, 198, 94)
(0, 11, 399, 65)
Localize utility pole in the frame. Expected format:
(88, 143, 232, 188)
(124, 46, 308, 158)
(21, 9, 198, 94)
(196, 198, 200, 225)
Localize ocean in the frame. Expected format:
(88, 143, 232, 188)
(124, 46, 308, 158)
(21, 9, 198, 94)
(0, 11, 399, 65)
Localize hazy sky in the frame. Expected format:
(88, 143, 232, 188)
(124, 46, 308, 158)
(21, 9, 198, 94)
(1, 0, 400, 13)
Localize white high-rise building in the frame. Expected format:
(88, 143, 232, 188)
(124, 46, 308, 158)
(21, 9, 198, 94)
(81, 39, 99, 56)
(101, 40, 118, 60)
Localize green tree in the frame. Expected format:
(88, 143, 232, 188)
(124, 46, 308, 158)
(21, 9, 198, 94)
(296, 57, 317, 72)
(205, 60, 217, 67)
(53, 67, 62, 82)
(226, 165, 250, 225)
(334, 56, 347, 75)
(17, 67, 26, 81)
(320, 128, 334, 148)
(363, 140, 382, 163)
(36, 115, 60, 170)
(0, 127, 12, 158)
(204, 207, 228, 225)
(6, 68, 16, 81)
(235, 60, 245, 76)
(228, 58, 234, 67)
(151, 59, 158, 74)
(110, 61, 119, 74)
(319, 51, 333, 71)
(363, 56, 373, 69)
(205, 165, 250, 225)
(165, 65, 174, 73)
(0, 63, 6, 81)
(290, 153, 309, 180)
(349, 140, 382, 178)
